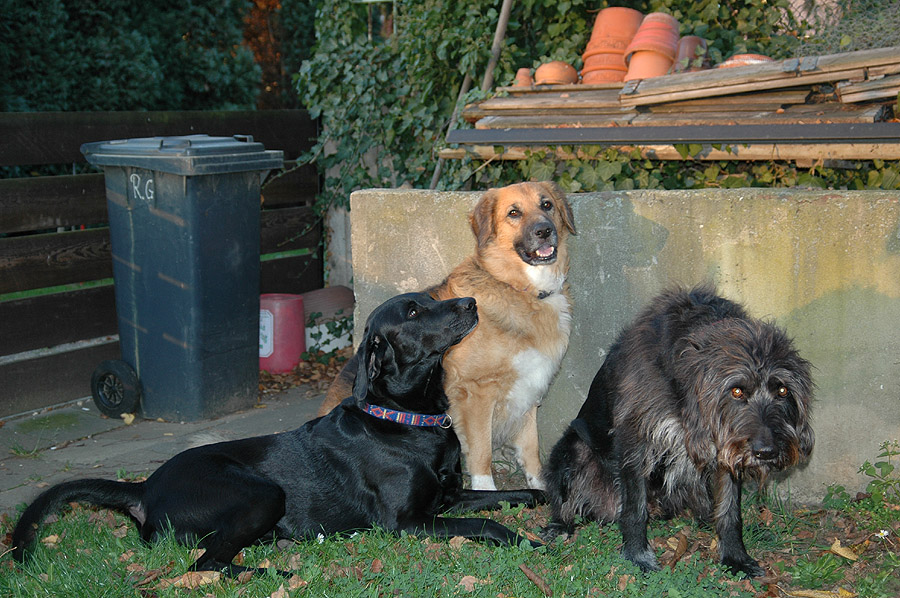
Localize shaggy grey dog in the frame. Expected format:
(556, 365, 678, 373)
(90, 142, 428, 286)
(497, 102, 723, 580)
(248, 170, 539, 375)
(542, 285, 814, 578)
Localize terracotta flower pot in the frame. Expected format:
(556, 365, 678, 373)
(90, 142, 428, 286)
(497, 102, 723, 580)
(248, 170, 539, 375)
(587, 6, 643, 46)
(582, 69, 627, 85)
(534, 61, 578, 85)
(718, 53, 774, 68)
(624, 50, 676, 81)
(624, 12, 679, 81)
(581, 7, 643, 83)
(513, 67, 533, 87)
(672, 35, 709, 73)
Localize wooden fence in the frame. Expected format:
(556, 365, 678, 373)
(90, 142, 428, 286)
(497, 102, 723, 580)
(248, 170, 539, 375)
(0, 110, 322, 418)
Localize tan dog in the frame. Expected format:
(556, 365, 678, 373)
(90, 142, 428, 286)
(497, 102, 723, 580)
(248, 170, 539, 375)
(318, 181, 575, 490)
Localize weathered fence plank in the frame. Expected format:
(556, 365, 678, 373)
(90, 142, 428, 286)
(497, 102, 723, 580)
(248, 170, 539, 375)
(0, 109, 317, 165)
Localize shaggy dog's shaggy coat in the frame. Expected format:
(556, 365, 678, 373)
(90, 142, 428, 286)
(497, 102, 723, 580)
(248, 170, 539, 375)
(543, 286, 814, 577)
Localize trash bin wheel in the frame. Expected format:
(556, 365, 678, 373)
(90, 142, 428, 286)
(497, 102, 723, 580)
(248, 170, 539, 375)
(91, 360, 141, 417)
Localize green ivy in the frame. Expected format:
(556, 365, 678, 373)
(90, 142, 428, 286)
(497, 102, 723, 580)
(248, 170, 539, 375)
(297, 0, 900, 214)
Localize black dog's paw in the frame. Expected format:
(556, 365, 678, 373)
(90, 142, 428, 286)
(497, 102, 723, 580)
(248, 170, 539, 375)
(721, 555, 765, 578)
(539, 521, 572, 544)
(525, 537, 544, 549)
(622, 546, 661, 573)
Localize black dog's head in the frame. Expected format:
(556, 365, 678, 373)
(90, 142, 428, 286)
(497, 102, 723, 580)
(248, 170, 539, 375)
(352, 293, 478, 413)
(678, 317, 815, 479)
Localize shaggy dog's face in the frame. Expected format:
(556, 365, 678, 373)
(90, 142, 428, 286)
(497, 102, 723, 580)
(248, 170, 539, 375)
(470, 181, 576, 267)
(679, 318, 815, 478)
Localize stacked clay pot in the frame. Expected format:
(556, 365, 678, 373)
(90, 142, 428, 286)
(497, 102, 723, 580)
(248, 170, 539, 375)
(514, 67, 533, 87)
(581, 7, 644, 84)
(672, 35, 709, 73)
(623, 12, 680, 82)
(534, 61, 578, 85)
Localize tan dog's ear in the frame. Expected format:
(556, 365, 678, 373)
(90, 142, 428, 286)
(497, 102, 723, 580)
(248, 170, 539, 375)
(537, 181, 576, 235)
(469, 189, 498, 248)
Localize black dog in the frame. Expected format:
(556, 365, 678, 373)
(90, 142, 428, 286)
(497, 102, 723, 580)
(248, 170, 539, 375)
(543, 285, 814, 577)
(13, 293, 542, 575)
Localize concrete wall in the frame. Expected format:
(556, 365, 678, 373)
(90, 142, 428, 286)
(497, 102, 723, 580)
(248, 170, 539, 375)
(348, 188, 900, 503)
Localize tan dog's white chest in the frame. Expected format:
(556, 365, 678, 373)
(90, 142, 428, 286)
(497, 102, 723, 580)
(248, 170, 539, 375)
(497, 291, 571, 441)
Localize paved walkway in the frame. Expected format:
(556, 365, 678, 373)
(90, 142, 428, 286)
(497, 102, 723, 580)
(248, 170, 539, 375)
(0, 386, 324, 517)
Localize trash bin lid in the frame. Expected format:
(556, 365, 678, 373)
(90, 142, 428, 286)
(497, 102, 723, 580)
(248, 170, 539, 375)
(81, 134, 284, 176)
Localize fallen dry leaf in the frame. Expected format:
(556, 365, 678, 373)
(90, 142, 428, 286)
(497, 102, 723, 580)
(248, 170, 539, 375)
(112, 524, 129, 538)
(669, 531, 689, 568)
(269, 584, 289, 598)
(41, 534, 60, 547)
(787, 589, 857, 598)
(617, 573, 635, 591)
(458, 575, 481, 592)
(88, 510, 117, 528)
(448, 536, 469, 550)
(156, 570, 221, 590)
(829, 538, 858, 561)
(288, 574, 308, 590)
(118, 549, 135, 562)
(370, 558, 383, 573)
(120, 413, 135, 425)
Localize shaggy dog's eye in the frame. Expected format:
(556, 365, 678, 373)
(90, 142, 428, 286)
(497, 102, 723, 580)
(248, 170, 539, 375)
(540, 199, 553, 211)
(730, 387, 745, 400)
(507, 207, 521, 218)
(777, 386, 789, 398)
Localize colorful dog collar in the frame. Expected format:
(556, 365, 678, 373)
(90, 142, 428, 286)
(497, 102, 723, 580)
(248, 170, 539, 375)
(361, 403, 452, 428)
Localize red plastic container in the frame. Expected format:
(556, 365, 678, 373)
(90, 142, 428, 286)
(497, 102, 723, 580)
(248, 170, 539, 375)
(259, 294, 306, 373)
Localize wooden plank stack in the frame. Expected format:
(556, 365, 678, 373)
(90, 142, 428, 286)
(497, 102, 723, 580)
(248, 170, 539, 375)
(448, 45, 899, 162)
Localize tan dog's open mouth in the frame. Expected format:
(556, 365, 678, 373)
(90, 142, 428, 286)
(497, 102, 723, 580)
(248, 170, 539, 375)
(519, 242, 557, 265)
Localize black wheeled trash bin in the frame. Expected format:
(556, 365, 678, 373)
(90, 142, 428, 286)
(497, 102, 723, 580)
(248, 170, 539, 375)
(81, 134, 283, 422)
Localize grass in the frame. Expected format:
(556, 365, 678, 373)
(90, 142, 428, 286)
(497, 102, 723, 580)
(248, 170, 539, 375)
(0, 505, 760, 598)
(8, 443, 42, 459)
(1, 453, 897, 598)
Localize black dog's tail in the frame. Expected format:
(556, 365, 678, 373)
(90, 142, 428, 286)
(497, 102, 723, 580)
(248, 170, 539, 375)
(12, 478, 145, 563)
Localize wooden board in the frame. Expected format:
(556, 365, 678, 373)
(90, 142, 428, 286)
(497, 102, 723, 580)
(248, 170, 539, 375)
(261, 205, 322, 254)
(645, 89, 811, 113)
(439, 141, 900, 162)
(619, 46, 900, 106)
(495, 82, 624, 95)
(837, 73, 900, 103)
(475, 113, 637, 129)
(0, 173, 108, 235)
(448, 122, 900, 145)
(0, 342, 121, 418)
(0, 109, 318, 166)
(620, 67, 867, 106)
(477, 89, 622, 111)
(630, 104, 887, 126)
(261, 253, 323, 296)
(1, 207, 322, 295)
(1, 285, 118, 356)
(0, 228, 112, 294)
(261, 162, 319, 207)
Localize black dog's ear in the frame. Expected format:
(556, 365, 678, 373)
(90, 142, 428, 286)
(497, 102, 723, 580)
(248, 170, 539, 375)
(352, 334, 395, 406)
(470, 190, 497, 249)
